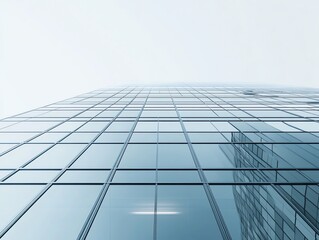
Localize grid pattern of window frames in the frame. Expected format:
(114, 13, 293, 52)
(1, 87, 319, 239)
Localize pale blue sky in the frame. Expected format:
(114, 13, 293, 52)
(1, 0, 319, 118)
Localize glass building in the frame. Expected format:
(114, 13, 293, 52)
(1, 86, 319, 240)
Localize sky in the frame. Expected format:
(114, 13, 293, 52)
(1, 0, 319, 119)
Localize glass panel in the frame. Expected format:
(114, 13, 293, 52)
(158, 171, 201, 183)
(50, 122, 85, 132)
(112, 170, 155, 183)
(2, 185, 102, 240)
(134, 122, 158, 132)
(0, 133, 37, 143)
(0, 170, 12, 180)
(5, 170, 58, 183)
(193, 144, 234, 168)
(76, 122, 108, 132)
(0, 144, 15, 154)
(27, 144, 86, 169)
(158, 144, 195, 168)
(130, 133, 157, 143)
(57, 170, 110, 183)
(61, 133, 98, 143)
(0, 144, 51, 168)
(0, 185, 44, 231)
(158, 133, 186, 143)
(211, 186, 243, 239)
(105, 122, 134, 131)
(189, 133, 227, 143)
(184, 122, 216, 132)
(119, 144, 156, 168)
(95, 133, 129, 143)
(87, 185, 155, 240)
(30, 133, 68, 143)
(158, 122, 182, 131)
(71, 144, 122, 169)
(156, 185, 222, 240)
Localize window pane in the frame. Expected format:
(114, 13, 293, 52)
(156, 185, 222, 240)
(71, 144, 122, 169)
(87, 185, 155, 240)
(95, 133, 129, 143)
(158, 133, 186, 143)
(130, 133, 157, 143)
(158, 171, 201, 183)
(119, 144, 156, 168)
(193, 144, 234, 168)
(5, 170, 58, 183)
(2, 185, 102, 240)
(62, 133, 98, 143)
(158, 144, 195, 168)
(0, 185, 43, 231)
(27, 144, 86, 169)
(0, 144, 51, 168)
(112, 170, 155, 183)
(30, 133, 68, 143)
(57, 170, 110, 183)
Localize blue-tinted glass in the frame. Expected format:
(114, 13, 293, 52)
(71, 144, 122, 169)
(189, 133, 227, 143)
(158, 171, 201, 183)
(95, 133, 129, 143)
(62, 133, 98, 143)
(112, 170, 155, 183)
(211, 186, 243, 239)
(193, 144, 234, 168)
(2, 185, 102, 240)
(5, 170, 58, 183)
(87, 185, 155, 240)
(130, 133, 157, 143)
(158, 144, 195, 168)
(0, 185, 44, 231)
(119, 144, 156, 168)
(0, 144, 51, 168)
(57, 170, 110, 183)
(158, 133, 186, 143)
(30, 133, 68, 143)
(105, 122, 134, 131)
(0, 133, 37, 143)
(156, 185, 222, 240)
(27, 144, 86, 168)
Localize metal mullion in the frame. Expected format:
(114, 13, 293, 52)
(0, 89, 131, 183)
(153, 116, 159, 240)
(170, 88, 232, 240)
(76, 88, 150, 240)
(0, 88, 136, 238)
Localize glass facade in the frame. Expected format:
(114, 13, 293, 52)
(1, 86, 319, 239)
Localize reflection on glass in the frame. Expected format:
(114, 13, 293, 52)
(0, 185, 43, 232)
(112, 170, 155, 183)
(57, 170, 110, 183)
(158, 171, 201, 183)
(119, 144, 156, 168)
(211, 185, 242, 239)
(87, 185, 155, 240)
(193, 144, 234, 168)
(5, 170, 58, 183)
(71, 144, 122, 169)
(27, 144, 86, 168)
(156, 185, 222, 240)
(2, 185, 102, 240)
(0, 144, 51, 168)
(158, 144, 195, 168)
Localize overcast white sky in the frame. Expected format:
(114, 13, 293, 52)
(1, 0, 319, 119)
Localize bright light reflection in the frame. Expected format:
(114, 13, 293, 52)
(131, 211, 180, 215)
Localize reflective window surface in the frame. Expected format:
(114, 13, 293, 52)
(1, 87, 319, 239)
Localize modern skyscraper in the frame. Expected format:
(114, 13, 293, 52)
(0, 86, 319, 239)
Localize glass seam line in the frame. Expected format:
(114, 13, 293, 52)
(76, 88, 150, 240)
(0, 87, 134, 238)
(171, 89, 232, 240)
